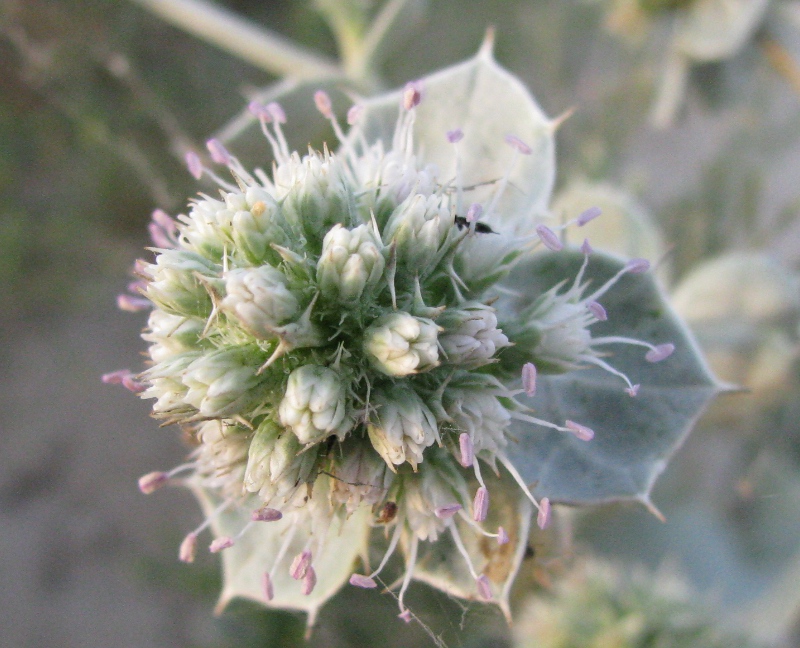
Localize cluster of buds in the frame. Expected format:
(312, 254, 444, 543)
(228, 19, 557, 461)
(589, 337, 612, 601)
(108, 69, 676, 622)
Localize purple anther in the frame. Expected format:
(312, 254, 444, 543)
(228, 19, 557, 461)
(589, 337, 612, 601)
(626, 258, 650, 274)
(266, 102, 286, 123)
(206, 138, 231, 165)
(522, 362, 537, 397)
(251, 506, 283, 522)
(446, 128, 464, 143)
(398, 609, 412, 623)
(209, 536, 235, 553)
(586, 300, 608, 322)
(148, 222, 174, 248)
(537, 497, 551, 530)
(346, 104, 364, 125)
(127, 280, 146, 294)
(536, 224, 563, 251)
(349, 573, 378, 589)
(497, 526, 510, 545)
(301, 565, 317, 595)
(185, 151, 203, 180)
(179, 532, 197, 563)
(504, 134, 532, 155)
(466, 203, 483, 223)
(645, 343, 675, 363)
(434, 503, 462, 519)
(565, 420, 594, 441)
(262, 572, 274, 601)
(459, 433, 474, 468)
(101, 369, 132, 385)
(577, 206, 602, 226)
(626, 384, 640, 397)
(248, 101, 271, 121)
(473, 486, 489, 522)
(476, 574, 493, 600)
(403, 81, 422, 110)
(138, 471, 168, 494)
(314, 90, 334, 119)
(117, 294, 151, 312)
(580, 238, 594, 255)
(121, 374, 147, 393)
(290, 550, 312, 579)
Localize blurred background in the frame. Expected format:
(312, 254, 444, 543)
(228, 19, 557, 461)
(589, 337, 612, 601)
(2, 0, 800, 646)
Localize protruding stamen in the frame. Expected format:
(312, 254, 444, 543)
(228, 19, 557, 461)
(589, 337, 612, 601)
(290, 550, 312, 580)
(472, 486, 489, 522)
(537, 497, 551, 529)
(586, 300, 607, 321)
(314, 90, 334, 119)
(262, 572, 274, 601)
(102, 369, 132, 385)
(497, 526, 509, 545)
(476, 574, 493, 600)
(369, 522, 403, 580)
(459, 433, 474, 468)
(206, 138, 231, 165)
(251, 506, 283, 522)
(565, 420, 594, 441)
(536, 224, 563, 251)
(266, 102, 286, 123)
(398, 609, 412, 623)
(504, 134, 532, 155)
(347, 104, 363, 125)
(349, 574, 378, 588)
(138, 471, 168, 494)
(179, 532, 197, 563)
(522, 362, 537, 397)
(248, 101, 272, 121)
(209, 536, 235, 553)
(580, 238, 593, 255)
(447, 128, 464, 143)
(626, 384, 640, 397)
(626, 258, 650, 273)
(185, 152, 203, 179)
(577, 206, 602, 226)
(646, 343, 675, 363)
(466, 203, 483, 223)
(434, 503, 462, 519)
(117, 294, 151, 312)
(397, 536, 419, 613)
(301, 566, 317, 595)
(403, 81, 422, 110)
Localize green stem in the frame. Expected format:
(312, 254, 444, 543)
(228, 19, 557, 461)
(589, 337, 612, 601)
(128, 0, 342, 80)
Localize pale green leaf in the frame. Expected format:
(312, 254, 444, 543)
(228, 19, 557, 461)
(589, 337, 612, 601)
(500, 250, 720, 506)
(191, 484, 371, 620)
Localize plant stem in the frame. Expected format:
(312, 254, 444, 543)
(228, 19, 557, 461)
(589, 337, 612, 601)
(129, 0, 342, 80)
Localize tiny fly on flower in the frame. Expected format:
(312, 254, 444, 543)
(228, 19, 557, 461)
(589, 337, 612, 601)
(453, 215, 497, 234)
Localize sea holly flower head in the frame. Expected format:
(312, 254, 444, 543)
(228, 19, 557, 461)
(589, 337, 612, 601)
(110, 39, 718, 624)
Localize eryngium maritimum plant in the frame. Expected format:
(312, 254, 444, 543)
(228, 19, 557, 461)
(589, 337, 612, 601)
(108, 41, 719, 623)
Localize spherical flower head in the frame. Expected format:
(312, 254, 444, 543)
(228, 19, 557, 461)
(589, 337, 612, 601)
(316, 224, 385, 303)
(364, 312, 440, 376)
(278, 364, 352, 445)
(114, 46, 709, 622)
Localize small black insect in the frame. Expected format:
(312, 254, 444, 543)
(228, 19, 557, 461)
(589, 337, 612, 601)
(454, 215, 497, 234)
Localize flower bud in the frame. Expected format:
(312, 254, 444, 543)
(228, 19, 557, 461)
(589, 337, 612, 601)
(367, 387, 439, 469)
(330, 440, 392, 512)
(177, 196, 230, 260)
(181, 348, 262, 417)
(142, 310, 205, 363)
(143, 250, 219, 318)
(383, 193, 452, 272)
(229, 189, 288, 266)
(444, 375, 510, 456)
(438, 303, 510, 367)
(222, 266, 299, 338)
(276, 152, 353, 249)
(316, 224, 385, 303)
(278, 365, 352, 444)
(364, 312, 439, 376)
